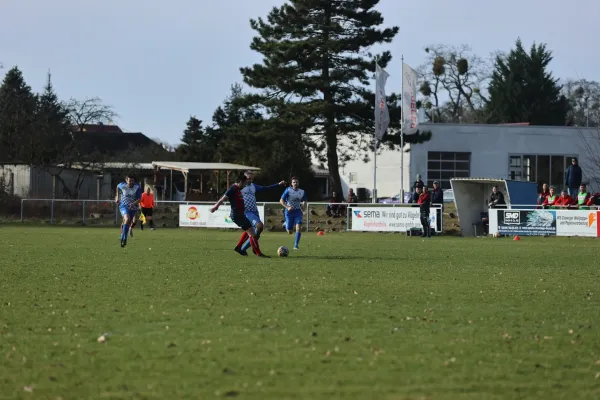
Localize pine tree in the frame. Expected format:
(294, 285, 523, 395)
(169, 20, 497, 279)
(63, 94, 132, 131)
(486, 39, 569, 125)
(36, 72, 72, 164)
(240, 0, 431, 194)
(177, 116, 217, 161)
(0, 66, 38, 163)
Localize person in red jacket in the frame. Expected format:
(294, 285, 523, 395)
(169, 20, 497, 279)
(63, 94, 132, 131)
(554, 189, 576, 208)
(587, 193, 600, 207)
(542, 186, 558, 208)
(537, 183, 550, 206)
(418, 185, 432, 237)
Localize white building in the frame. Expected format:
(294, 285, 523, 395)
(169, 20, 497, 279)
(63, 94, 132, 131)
(337, 123, 600, 199)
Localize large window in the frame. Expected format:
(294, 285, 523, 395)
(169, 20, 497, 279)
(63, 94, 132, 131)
(427, 152, 471, 189)
(507, 154, 577, 191)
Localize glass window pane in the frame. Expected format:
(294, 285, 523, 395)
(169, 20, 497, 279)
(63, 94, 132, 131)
(551, 155, 565, 188)
(427, 152, 441, 160)
(455, 161, 470, 170)
(509, 156, 521, 167)
(441, 152, 455, 161)
(441, 161, 454, 170)
(440, 180, 451, 190)
(537, 155, 550, 187)
(454, 170, 469, 178)
(427, 161, 440, 170)
(523, 155, 536, 182)
(428, 171, 441, 180)
(441, 171, 455, 180)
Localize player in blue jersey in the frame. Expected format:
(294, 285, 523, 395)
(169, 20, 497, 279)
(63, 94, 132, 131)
(115, 175, 142, 248)
(280, 177, 307, 250)
(211, 172, 269, 258)
(240, 171, 286, 254)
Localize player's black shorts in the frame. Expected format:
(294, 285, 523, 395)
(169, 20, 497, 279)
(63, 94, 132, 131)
(231, 214, 252, 231)
(141, 207, 153, 216)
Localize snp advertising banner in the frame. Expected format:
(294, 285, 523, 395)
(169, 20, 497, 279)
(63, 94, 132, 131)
(179, 204, 265, 229)
(555, 210, 600, 237)
(349, 207, 441, 232)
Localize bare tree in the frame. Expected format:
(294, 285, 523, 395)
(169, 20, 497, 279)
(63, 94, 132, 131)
(418, 44, 491, 123)
(67, 97, 118, 132)
(51, 98, 119, 198)
(578, 128, 600, 191)
(563, 79, 600, 127)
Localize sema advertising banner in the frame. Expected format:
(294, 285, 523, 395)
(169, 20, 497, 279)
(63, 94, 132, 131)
(178, 204, 265, 228)
(497, 209, 557, 236)
(350, 207, 440, 232)
(555, 210, 599, 237)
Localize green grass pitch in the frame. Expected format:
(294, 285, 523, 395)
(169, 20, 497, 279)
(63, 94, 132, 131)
(1, 226, 600, 399)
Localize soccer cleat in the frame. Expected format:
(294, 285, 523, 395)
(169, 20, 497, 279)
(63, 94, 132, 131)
(121, 238, 127, 248)
(293, 247, 299, 250)
(258, 253, 271, 258)
(234, 247, 248, 256)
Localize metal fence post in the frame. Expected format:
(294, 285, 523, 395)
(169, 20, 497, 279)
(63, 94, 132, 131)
(82, 201, 86, 225)
(51, 200, 55, 224)
(306, 203, 310, 232)
(20, 199, 24, 223)
(346, 207, 351, 231)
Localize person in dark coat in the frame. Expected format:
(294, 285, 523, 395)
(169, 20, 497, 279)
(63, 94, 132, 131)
(565, 158, 583, 198)
(430, 181, 444, 205)
(488, 186, 506, 209)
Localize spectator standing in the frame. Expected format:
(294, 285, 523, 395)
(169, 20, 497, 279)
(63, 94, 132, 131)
(411, 186, 421, 203)
(417, 185, 431, 238)
(565, 158, 583, 197)
(488, 186, 506, 209)
(413, 174, 424, 191)
(430, 181, 444, 209)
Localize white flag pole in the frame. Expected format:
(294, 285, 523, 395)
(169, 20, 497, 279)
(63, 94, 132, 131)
(400, 55, 405, 203)
(373, 57, 379, 204)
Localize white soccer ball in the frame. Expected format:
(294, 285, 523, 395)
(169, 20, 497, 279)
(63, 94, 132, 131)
(277, 246, 289, 257)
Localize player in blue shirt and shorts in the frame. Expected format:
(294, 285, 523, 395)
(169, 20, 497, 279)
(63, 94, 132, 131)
(211, 172, 269, 258)
(280, 177, 307, 250)
(240, 171, 286, 254)
(115, 175, 142, 248)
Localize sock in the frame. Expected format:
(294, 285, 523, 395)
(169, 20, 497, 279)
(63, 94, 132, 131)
(122, 224, 130, 239)
(236, 232, 249, 248)
(120, 224, 124, 240)
(150, 219, 154, 228)
(249, 236, 262, 255)
(294, 232, 301, 248)
(241, 228, 260, 251)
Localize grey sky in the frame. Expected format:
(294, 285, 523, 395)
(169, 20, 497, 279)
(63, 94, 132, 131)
(2, 0, 597, 145)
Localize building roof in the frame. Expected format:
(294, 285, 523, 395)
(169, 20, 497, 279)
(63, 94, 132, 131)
(73, 131, 167, 160)
(311, 165, 329, 177)
(151, 161, 261, 173)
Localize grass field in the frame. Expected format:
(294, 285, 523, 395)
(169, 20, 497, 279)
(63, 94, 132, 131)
(1, 226, 600, 399)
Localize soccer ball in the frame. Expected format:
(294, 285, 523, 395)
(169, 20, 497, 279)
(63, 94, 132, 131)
(277, 246, 289, 257)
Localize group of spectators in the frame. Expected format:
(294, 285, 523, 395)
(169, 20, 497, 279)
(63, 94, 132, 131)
(538, 183, 600, 209)
(325, 188, 358, 217)
(410, 174, 444, 206)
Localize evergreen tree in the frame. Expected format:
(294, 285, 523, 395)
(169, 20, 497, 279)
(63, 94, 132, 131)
(0, 66, 38, 163)
(240, 0, 431, 194)
(486, 39, 569, 125)
(176, 116, 217, 161)
(36, 72, 72, 164)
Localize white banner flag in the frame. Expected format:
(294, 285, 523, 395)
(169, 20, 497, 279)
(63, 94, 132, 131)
(402, 62, 418, 135)
(374, 64, 390, 140)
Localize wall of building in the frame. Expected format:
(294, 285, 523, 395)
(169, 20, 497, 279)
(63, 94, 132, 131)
(336, 138, 411, 199)
(410, 124, 600, 192)
(0, 164, 112, 199)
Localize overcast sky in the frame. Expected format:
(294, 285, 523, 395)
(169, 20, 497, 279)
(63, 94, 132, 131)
(2, 0, 598, 144)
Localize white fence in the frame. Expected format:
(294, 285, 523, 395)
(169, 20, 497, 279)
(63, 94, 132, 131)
(17, 199, 444, 233)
